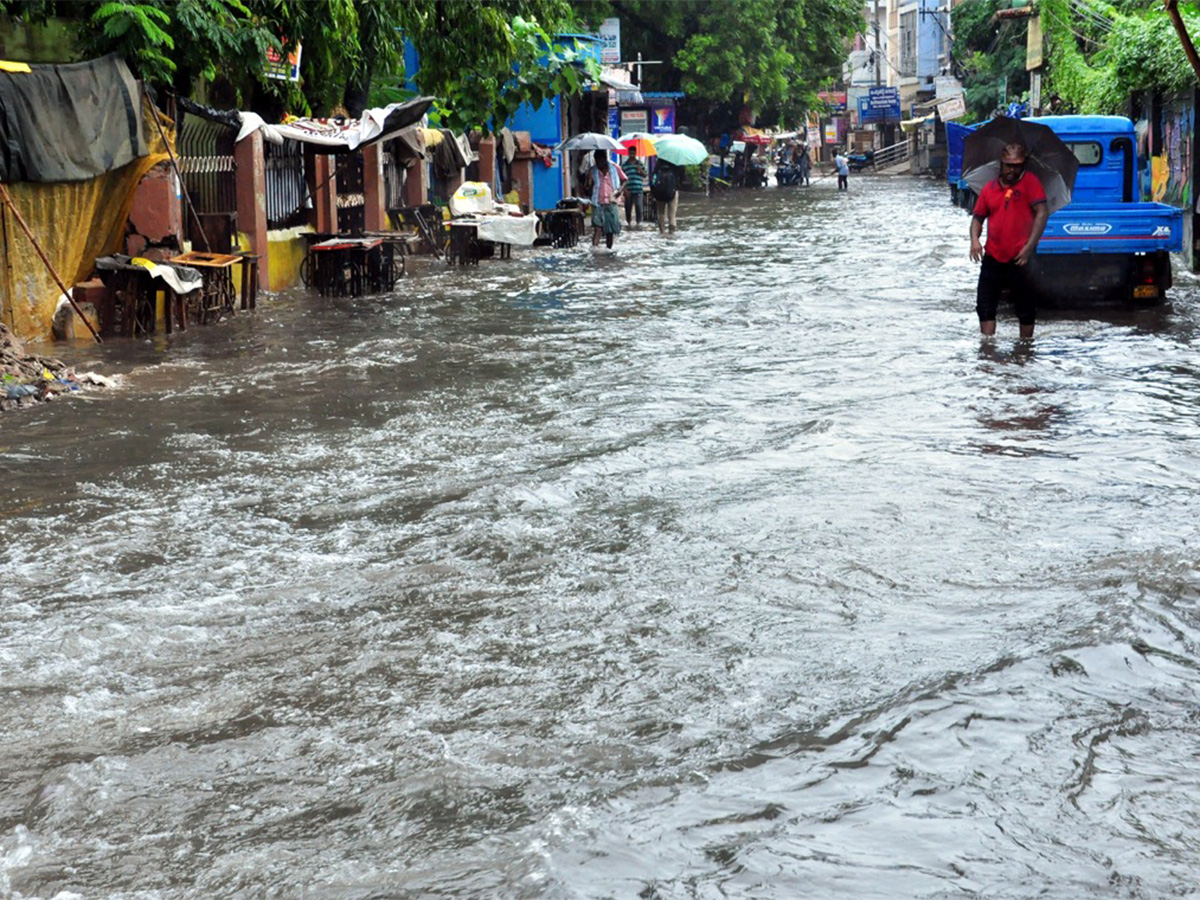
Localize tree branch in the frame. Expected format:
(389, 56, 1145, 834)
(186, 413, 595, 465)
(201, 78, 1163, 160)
(1164, 0, 1200, 84)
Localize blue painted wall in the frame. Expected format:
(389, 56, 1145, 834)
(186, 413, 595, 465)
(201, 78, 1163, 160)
(532, 151, 566, 209)
(510, 96, 563, 145)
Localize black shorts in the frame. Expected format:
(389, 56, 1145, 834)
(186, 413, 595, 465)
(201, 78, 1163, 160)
(976, 254, 1036, 326)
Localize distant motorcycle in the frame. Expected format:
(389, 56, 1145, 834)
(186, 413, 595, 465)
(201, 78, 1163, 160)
(847, 151, 875, 172)
(775, 164, 801, 186)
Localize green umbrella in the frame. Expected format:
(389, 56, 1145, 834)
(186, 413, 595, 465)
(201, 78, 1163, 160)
(653, 134, 709, 166)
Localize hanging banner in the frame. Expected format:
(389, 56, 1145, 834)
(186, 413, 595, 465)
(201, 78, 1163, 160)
(651, 106, 675, 133)
(599, 18, 621, 64)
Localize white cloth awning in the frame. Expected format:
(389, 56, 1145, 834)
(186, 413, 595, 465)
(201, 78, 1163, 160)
(237, 96, 434, 151)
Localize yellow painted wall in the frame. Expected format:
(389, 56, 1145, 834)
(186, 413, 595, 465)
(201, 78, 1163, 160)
(267, 226, 313, 291)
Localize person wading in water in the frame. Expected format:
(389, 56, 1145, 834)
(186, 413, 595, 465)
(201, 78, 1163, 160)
(969, 142, 1049, 339)
(589, 149, 626, 249)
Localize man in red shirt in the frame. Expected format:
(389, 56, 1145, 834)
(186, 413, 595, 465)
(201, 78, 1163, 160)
(969, 143, 1050, 339)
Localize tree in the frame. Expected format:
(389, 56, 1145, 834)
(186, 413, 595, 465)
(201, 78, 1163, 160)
(573, 0, 863, 128)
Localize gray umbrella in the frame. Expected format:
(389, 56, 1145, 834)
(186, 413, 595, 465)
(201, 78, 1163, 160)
(555, 132, 626, 152)
(961, 116, 1080, 214)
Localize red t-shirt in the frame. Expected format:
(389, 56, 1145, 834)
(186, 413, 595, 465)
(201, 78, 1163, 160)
(972, 172, 1047, 263)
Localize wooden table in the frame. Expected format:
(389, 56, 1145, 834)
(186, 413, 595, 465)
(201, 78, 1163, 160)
(308, 237, 397, 296)
(538, 209, 585, 248)
(169, 251, 245, 324)
(95, 256, 206, 337)
(447, 221, 518, 266)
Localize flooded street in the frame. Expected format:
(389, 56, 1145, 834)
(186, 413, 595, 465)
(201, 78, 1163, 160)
(2, 176, 1199, 898)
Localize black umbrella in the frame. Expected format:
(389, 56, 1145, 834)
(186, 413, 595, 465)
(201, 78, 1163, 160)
(962, 116, 1080, 214)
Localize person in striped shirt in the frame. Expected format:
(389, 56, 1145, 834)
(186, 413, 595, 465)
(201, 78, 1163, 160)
(621, 147, 647, 227)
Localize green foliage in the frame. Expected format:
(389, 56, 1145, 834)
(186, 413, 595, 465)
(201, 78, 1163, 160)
(250, 0, 361, 114)
(1107, 10, 1200, 95)
(956, 0, 1200, 117)
(90, 2, 175, 84)
(394, 1, 601, 134)
(1039, 0, 1121, 111)
(68, 0, 283, 108)
(951, 0, 1029, 121)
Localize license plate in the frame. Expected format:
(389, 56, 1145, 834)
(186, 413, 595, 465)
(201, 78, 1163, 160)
(1133, 285, 1159, 299)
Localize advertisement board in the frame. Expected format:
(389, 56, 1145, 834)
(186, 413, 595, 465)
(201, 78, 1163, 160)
(817, 91, 847, 113)
(650, 106, 675, 134)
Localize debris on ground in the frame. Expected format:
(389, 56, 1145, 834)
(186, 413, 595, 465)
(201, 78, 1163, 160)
(0, 323, 115, 412)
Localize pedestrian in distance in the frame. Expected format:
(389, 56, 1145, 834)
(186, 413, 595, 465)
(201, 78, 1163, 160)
(834, 149, 849, 190)
(969, 142, 1049, 339)
(651, 160, 680, 234)
(589, 149, 627, 249)
(797, 144, 811, 186)
(621, 146, 646, 227)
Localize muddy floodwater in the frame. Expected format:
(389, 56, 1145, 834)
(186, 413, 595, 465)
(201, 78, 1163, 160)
(2, 177, 1199, 899)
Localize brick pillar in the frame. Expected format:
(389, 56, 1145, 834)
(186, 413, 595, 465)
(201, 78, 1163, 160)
(363, 143, 387, 231)
(510, 158, 534, 212)
(477, 137, 497, 196)
(233, 129, 269, 288)
(308, 149, 338, 233)
(403, 161, 428, 206)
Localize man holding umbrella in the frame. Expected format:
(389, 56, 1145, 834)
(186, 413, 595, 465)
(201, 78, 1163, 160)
(969, 142, 1049, 339)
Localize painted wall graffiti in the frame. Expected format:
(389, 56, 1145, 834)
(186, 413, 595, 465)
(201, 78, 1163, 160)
(1134, 92, 1193, 209)
(1156, 93, 1192, 209)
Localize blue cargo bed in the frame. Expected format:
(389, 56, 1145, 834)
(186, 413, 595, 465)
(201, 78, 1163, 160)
(1038, 202, 1183, 255)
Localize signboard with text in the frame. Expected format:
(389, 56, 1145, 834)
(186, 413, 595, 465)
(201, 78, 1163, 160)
(266, 41, 302, 81)
(817, 90, 847, 113)
(934, 76, 964, 98)
(938, 95, 967, 121)
(599, 18, 621, 64)
(620, 109, 648, 134)
(857, 86, 901, 124)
